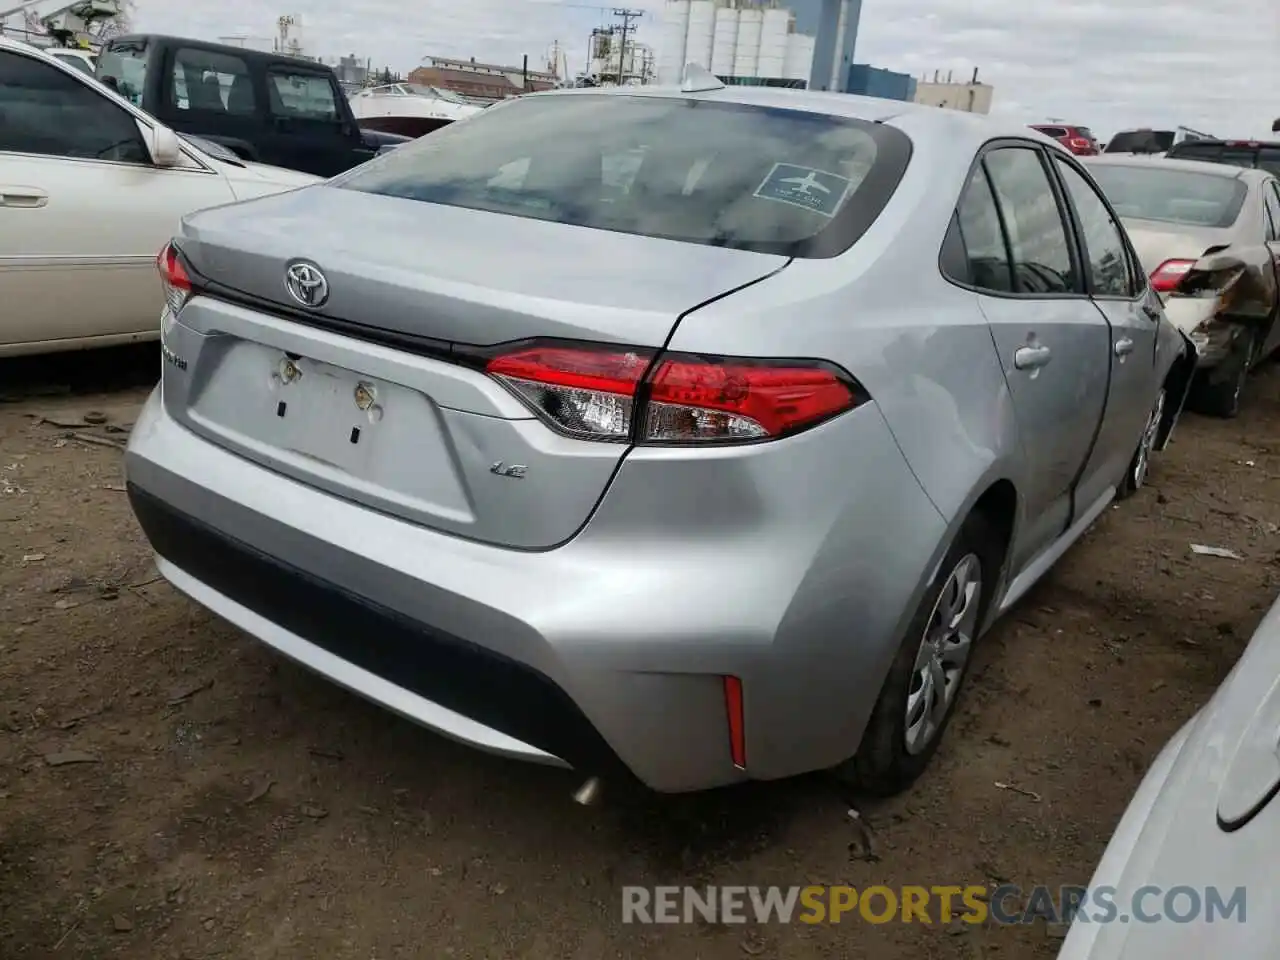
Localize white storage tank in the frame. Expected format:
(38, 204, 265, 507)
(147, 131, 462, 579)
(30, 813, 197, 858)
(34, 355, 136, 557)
(684, 0, 716, 71)
(756, 7, 789, 79)
(783, 31, 815, 82)
(710, 4, 739, 77)
(659, 0, 691, 83)
(733, 6, 763, 78)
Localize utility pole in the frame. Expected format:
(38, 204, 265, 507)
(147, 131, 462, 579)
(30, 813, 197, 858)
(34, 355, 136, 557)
(612, 8, 641, 84)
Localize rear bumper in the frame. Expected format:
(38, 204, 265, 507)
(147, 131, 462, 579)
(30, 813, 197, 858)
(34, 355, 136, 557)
(125, 386, 945, 792)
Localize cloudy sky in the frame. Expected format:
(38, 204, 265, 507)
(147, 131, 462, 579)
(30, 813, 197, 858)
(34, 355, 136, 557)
(131, 0, 1278, 138)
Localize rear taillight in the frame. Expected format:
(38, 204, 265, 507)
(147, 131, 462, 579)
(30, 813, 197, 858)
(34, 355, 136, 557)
(1067, 137, 1092, 152)
(156, 242, 193, 315)
(1150, 258, 1196, 293)
(484, 343, 863, 445)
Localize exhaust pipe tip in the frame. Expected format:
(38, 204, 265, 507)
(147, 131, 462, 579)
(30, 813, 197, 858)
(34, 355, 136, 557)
(572, 776, 602, 806)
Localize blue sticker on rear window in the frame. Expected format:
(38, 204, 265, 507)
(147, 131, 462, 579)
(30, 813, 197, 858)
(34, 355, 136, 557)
(752, 163, 852, 217)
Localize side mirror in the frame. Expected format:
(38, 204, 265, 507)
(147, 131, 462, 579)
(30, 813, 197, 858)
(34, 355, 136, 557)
(1272, 118, 1280, 134)
(143, 123, 182, 167)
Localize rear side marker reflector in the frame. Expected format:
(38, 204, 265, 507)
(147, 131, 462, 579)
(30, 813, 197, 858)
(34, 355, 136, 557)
(724, 675, 746, 770)
(485, 342, 864, 445)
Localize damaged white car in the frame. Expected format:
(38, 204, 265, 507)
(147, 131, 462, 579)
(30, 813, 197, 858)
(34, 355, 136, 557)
(1086, 155, 1280, 417)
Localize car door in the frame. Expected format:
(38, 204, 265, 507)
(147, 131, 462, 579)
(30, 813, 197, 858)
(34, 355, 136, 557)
(1260, 180, 1280, 359)
(965, 144, 1112, 576)
(1051, 154, 1161, 510)
(262, 64, 363, 177)
(0, 47, 235, 353)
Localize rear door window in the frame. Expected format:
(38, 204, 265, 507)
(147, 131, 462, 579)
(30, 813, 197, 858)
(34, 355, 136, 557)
(1053, 158, 1136, 297)
(950, 166, 1015, 293)
(1035, 126, 1068, 139)
(96, 39, 147, 105)
(267, 69, 340, 121)
(983, 147, 1078, 295)
(337, 94, 912, 258)
(170, 47, 256, 116)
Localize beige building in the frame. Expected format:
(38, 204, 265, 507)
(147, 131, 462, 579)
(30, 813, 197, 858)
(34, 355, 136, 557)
(913, 68, 994, 115)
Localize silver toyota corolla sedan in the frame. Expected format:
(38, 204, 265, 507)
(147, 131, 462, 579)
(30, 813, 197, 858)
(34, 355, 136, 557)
(1057, 589, 1280, 959)
(126, 75, 1192, 794)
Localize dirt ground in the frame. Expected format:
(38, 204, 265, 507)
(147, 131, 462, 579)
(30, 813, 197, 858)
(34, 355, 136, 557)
(2, 345, 1278, 960)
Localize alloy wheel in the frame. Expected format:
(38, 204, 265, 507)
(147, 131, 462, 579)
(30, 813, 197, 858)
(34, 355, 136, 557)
(904, 553, 982, 755)
(1131, 389, 1166, 491)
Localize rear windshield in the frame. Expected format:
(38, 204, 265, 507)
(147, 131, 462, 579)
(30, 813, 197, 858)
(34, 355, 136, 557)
(1168, 142, 1280, 177)
(1075, 127, 1096, 142)
(1088, 165, 1247, 228)
(336, 93, 912, 258)
(1105, 130, 1175, 154)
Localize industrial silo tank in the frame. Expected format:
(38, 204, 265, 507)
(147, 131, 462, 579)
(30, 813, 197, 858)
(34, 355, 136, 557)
(684, 0, 716, 70)
(710, 4, 739, 77)
(756, 7, 789, 79)
(659, 0, 691, 83)
(733, 7, 763, 78)
(783, 32, 815, 81)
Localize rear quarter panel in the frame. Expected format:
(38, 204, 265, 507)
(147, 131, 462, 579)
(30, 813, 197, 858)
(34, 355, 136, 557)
(664, 128, 1028, 627)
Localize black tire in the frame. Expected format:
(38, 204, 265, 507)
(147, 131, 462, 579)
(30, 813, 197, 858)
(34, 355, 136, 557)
(1191, 332, 1254, 419)
(1119, 388, 1166, 500)
(835, 514, 999, 797)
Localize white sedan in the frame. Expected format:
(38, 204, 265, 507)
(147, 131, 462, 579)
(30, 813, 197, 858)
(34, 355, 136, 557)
(1058, 589, 1280, 958)
(0, 37, 318, 357)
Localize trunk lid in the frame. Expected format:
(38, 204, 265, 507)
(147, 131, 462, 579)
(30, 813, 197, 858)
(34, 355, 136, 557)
(164, 186, 788, 549)
(176, 185, 787, 347)
(1121, 220, 1236, 275)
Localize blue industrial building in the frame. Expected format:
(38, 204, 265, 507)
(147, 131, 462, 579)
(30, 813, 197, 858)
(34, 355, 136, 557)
(785, 0, 859, 92)
(845, 63, 917, 101)
(785, 0, 915, 101)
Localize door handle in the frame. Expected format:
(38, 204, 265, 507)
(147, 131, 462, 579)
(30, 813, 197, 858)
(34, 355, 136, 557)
(1013, 344, 1052, 370)
(0, 187, 48, 208)
(1114, 337, 1135, 357)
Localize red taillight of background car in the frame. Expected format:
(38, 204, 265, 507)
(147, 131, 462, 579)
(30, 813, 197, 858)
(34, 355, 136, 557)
(484, 343, 863, 445)
(1067, 137, 1095, 154)
(156, 241, 193, 315)
(1149, 258, 1196, 293)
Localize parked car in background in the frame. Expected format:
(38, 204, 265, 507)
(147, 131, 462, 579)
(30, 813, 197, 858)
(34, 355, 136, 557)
(94, 34, 409, 177)
(1086, 155, 1280, 417)
(1030, 123, 1100, 156)
(1104, 127, 1216, 157)
(1165, 138, 1280, 177)
(0, 37, 318, 357)
(43, 46, 95, 75)
(125, 81, 1190, 796)
(1056, 589, 1280, 960)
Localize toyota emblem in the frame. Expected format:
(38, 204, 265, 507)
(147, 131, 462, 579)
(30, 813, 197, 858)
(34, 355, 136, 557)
(284, 260, 329, 309)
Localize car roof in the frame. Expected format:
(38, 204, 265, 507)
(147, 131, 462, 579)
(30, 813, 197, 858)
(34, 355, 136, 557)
(104, 33, 326, 69)
(521, 83, 1064, 158)
(1083, 154, 1256, 179)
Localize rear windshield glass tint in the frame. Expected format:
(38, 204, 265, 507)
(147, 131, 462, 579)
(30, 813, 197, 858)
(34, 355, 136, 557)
(1075, 128, 1095, 142)
(336, 94, 912, 258)
(1105, 131, 1175, 153)
(1088, 165, 1247, 228)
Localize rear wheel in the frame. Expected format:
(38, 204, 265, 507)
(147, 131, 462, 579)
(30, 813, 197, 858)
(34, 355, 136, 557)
(837, 516, 996, 796)
(1191, 331, 1255, 419)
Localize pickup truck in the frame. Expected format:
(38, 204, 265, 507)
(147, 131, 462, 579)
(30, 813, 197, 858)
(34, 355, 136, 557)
(95, 34, 409, 177)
